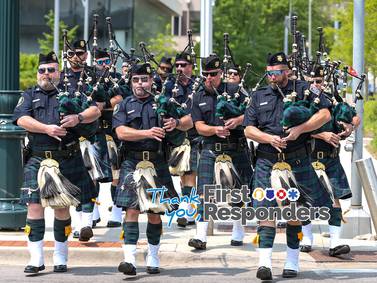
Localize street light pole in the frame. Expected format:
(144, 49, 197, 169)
(54, 0, 60, 57)
(341, 0, 372, 239)
(308, 0, 312, 60)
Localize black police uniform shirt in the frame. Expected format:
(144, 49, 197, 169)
(60, 67, 96, 92)
(191, 82, 247, 143)
(112, 94, 160, 152)
(243, 79, 331, 153)
(12, 86, 95, 151)
(165, 76, 198, 139)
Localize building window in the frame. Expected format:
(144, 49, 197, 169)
(172, 16, 180, 36)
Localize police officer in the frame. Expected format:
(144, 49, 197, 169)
(13, 51, 100, 274)
(113, 63, 178, 276)
(244, 52, 332, 280)
(166, 51, 198, 227)
(60, 39, 98, 240)
(154, 56, 173, 92)
(190, 54, 252, 249)
(300, 65, 360, 256)
(93, 48, 131, 228)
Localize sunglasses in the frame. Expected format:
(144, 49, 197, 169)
(38, 67, 56, 74)
(175, 63, 188, 68)
(313, 79, 323, 84)
(228, 71, 239, 76)
(67, 50, 86, 58)
(132, 76, 149, 83)
(202, 71, 219, 77)
(96, 58, 111, 65)
(266, 70, 285, 76)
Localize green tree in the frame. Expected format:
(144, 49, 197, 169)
(147, 23, 178, 65)
(19, 53, 39, 90)
(38, 10, 79, 54)
(213, 0, 333, 86)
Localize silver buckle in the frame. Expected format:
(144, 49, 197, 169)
(103, 120, 109, 128)
(317, 151, 324, 160)
(45, 151, 52, 159)
(215, 143, 222, 152)
(142, 151, 150, 161)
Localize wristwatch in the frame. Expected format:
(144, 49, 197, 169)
(77, 113, 84, 123)
(175, 118, 180, 127)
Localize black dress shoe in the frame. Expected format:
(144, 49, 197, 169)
(107, 221, 122, 228)
(92, 218, 101, 228)
(282, 269, 298, 278)
(118, 262, 136, 275)
(53, 265, 67, 272)
(24, 265, 45, 274)
(300, 245, 312, 253)
(187, 221, 196, 226)
(79, 226, 93, 242)
(73, 231, 80, 239)
(188, 238, 206, 250)
(146, 266, 160, 274)
(230, 240, 243, 246)
(256, 266, 272, 280)
(177, 217, 187, 228)
(329, 244, 350, 257)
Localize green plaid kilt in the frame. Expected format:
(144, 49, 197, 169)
(115, 156, 177, 212)
(197, 147, 253, 196)
(252, 156, 332, 208)
(311, 156, 352, 200)
(188, 138, 200, 173)
(20, 154, 96, 205)
(92, 133, 113, 183)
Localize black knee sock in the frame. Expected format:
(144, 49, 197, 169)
(146, 222, 162, 245)
(328, 207, 342, 227)
(26, 218, 45, 242)
(286, 224, 302, 249)
(54, 218, 72, 242)
(257, 226, 276, 248)
(123, 222, 139, 245)
(82, 202, 94, 213)
(110, 184, 117, 203)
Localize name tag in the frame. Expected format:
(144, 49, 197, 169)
(199, 102, 207, 106)
(32, 99, 40, 103)
(127, 110, 135, 114)
(259, 101, 268, 106)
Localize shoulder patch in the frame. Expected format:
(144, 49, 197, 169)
(16, 96, 24, 108)
(113, 104, 120, 115)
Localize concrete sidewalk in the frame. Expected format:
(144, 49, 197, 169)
(0, 139, 377, 271)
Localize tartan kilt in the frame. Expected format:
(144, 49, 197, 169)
(92, 133, 113, 183)
(20, 154, 96, 205)
(197, 148, 253, 197)
(313, 156, 352, 200)
(115, 156, 177, 212)
(252, 156, 332, 208)
(188, 139, 200, 173)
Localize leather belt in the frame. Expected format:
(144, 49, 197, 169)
(256, 146, 309, 162)
(311, 148, 340, 160)
(124, 150, 161, 161)
(32, 143, 80, 159)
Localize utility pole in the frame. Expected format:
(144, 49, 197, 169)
(54, 0, 60, 57)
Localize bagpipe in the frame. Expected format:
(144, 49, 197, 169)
(215, 33, 251, 121)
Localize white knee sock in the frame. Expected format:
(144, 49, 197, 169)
(27, 240, 44, 267)
(231, 220, 245, 241)
(301, 223, 313, 246)
(257, 248, 272, 269)
(195, 221, 208, 242)
(284, 247, 299, 271)
(53, 240, 68, 266)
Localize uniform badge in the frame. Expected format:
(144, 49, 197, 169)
(215, 61, 220, 68)
(16, 96, 24, 108)
(80, 40, 85, 47)
(277, 55, 283, 62)
(187, 55, 191, 61)
(52, 54, 57, 61)
(146, 66, 151, 74)
(113, 104, 120, 115)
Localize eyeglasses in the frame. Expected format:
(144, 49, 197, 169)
(96, 58, 111, 65)
(67, 50, 86, 58)
(314, 79, 323, 84)
(266, 70, 285, 76)
(132, 76, 149, 83)
(159, 66, 172, 72)
(175, 63, 188, 68)
(38, 67, 56, 74)
(202, 71, 219, 77)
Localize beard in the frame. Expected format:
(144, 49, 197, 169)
(38, 77, 59, 91)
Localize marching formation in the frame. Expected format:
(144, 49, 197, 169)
(13, 14, 365, 280)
